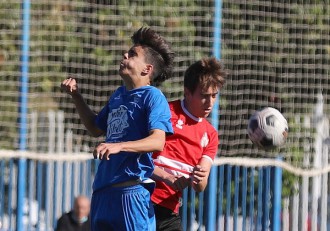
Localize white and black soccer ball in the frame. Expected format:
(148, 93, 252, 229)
(247, 107, 289, 149)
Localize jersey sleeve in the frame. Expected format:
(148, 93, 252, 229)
(94, 104, 109, 132)
(145, 88, 173, 135)
(203, 126, 219, 161)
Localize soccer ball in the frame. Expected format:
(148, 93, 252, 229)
(247, 107, 288, 149)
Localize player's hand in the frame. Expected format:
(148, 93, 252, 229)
(60, 77, 79, 95)
(165, 175, 189, 191)
(93, 142, 123, 160)
(191, 165, 207, 185)
(172, 176, 190, 191)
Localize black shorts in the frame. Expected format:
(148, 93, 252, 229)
(154, 204, 183, 231)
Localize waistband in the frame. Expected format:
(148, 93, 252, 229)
(111, 179, 140, 187)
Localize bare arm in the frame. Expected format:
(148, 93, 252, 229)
(151, 167, 190, 191)
(191, 157, 213, 192)
(93, 129, 166, 159)
(60, 78, 104, 137)
(151, 156, 213, 192)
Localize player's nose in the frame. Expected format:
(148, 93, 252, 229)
(206, 96, 214, 106)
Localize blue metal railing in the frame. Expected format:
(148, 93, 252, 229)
(17, 1, 31, 230)
(182, 164, 282, 231)
(0, 158, 281, 231)
(208, 0, 224, 227)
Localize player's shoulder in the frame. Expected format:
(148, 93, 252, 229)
(168, 99, 180, 106)
(123, 85, 162, 95)
(146, 85, 161, 92)
(168, 100, 182, 113)
(142, 86, 166, 97)
(203, 118, 218, 132)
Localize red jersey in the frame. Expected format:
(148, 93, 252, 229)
(152, 100, 219, 213)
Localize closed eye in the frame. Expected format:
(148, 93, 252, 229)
(128, 49, 137, 58)
(201, 93, 218, 99)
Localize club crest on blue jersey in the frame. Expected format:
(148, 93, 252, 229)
(107, 105, 129, 139)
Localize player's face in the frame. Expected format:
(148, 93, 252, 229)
(119, 45, 149, 85)
(184, 85, 218, 118)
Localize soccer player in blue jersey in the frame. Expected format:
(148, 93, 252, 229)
(60, 27, 175, 231)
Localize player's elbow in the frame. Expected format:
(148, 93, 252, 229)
(153, 140, 165, 152)
(87, 128, 104, 137)
(89, 132, 101, 138)
(149, 130, 166, 151)
(151, 135, 166, 152)
(193, 183, 207, 193)
(194, 186, 206, 193)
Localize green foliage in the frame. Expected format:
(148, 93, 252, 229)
(0, 3, 21, 149)
(0, 1, 204, 150)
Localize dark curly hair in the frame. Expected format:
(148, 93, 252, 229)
(131, 27, 175, 84)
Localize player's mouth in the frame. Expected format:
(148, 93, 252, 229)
(119, 61, 125, 70)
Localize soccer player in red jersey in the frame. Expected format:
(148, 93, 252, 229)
(151, 57, 228, 231)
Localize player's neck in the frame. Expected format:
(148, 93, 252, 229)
(123, 76, 151, 90)
(182, 99, 203, 121)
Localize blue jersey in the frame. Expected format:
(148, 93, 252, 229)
(93, 85, 173, 191)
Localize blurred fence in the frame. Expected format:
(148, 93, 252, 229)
(0, 124, 282, 231)
(1, 111, 330, 231)
(2, 111, 285, 231)
(0, 156, 96, 231)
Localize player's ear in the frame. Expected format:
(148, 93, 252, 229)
(142, 64, 153, 75)
(184, 87, 191, 97)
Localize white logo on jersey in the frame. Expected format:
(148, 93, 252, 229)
(200, 132, 209, 147)
(176, 119, 184, 129)
(107, 105, 129, 139)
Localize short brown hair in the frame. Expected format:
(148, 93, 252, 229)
(184, 57, 227, 94)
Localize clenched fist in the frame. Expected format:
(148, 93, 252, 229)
(60, 77, 79, 95)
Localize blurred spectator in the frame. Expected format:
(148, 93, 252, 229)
(55, 195, 91, 231)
